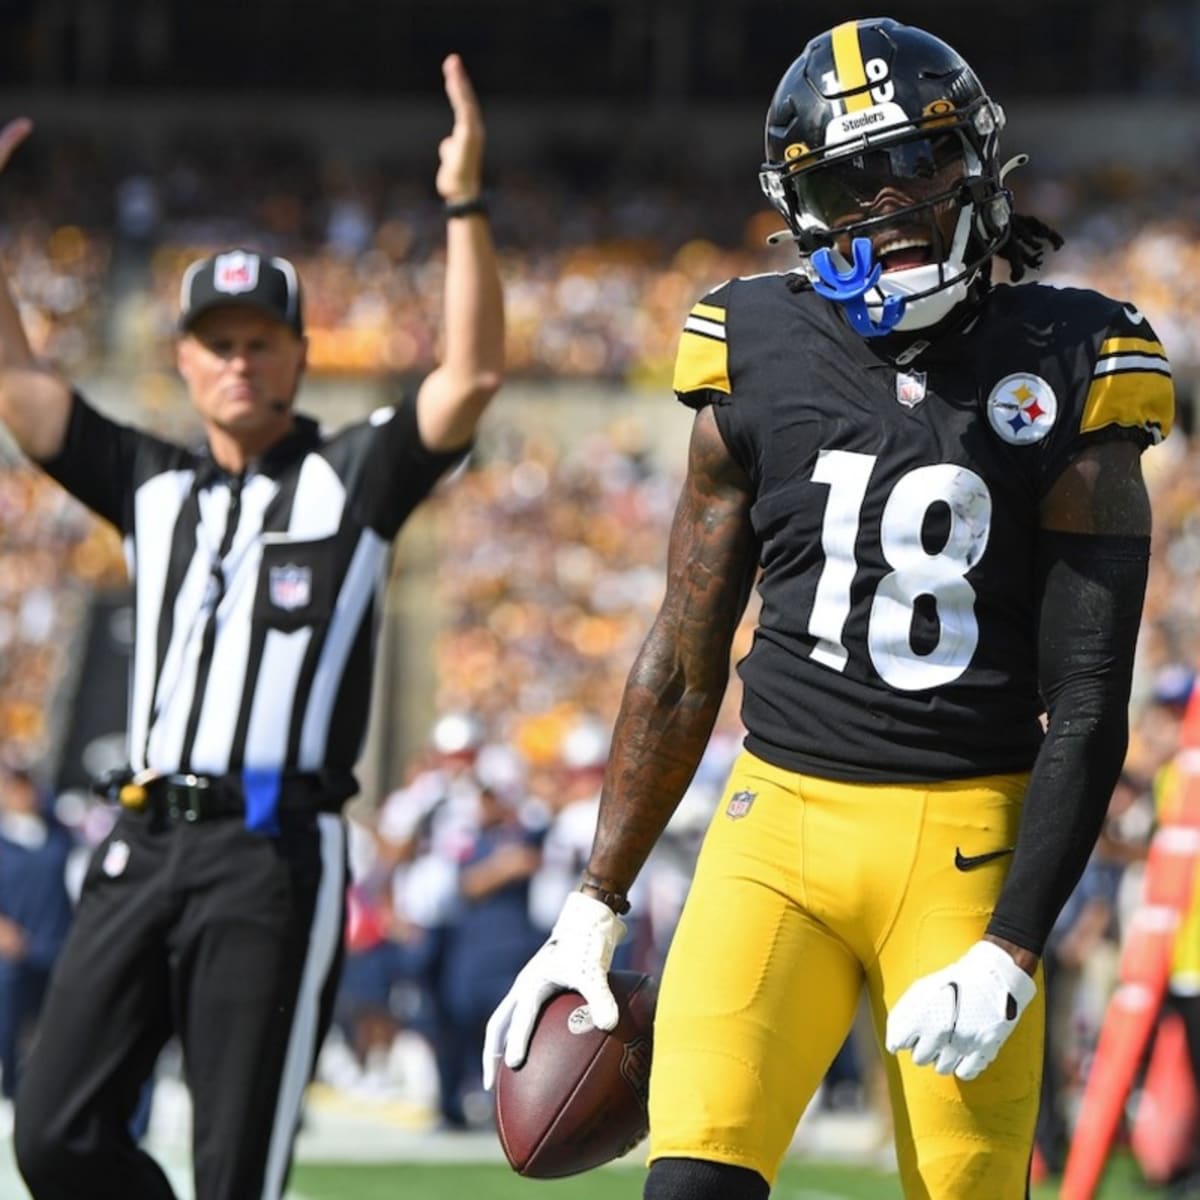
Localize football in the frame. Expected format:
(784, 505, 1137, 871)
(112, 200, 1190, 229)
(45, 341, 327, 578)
(495, 969, 658, 1178)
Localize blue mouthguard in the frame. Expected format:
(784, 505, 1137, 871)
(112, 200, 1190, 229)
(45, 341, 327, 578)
(810, 236, 907, 337)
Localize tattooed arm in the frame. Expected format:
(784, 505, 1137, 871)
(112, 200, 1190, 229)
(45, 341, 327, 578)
(582, 404, 759, 903)
(481, 405, 758, 1083)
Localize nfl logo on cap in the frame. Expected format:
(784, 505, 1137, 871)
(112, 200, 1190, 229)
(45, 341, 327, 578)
(179, 247, 304, 335)
(213, 251, 260, 295)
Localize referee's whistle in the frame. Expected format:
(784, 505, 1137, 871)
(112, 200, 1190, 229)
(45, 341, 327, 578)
(118, 784, 147, 810)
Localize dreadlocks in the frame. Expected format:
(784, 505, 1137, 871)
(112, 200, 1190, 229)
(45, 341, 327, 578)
(995, 211, 1064, 281)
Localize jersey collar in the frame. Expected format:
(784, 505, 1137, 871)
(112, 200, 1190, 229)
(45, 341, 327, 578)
(193, 414, 321, 487)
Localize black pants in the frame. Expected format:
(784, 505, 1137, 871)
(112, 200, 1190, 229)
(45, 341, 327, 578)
(13, 807, 346, 1200)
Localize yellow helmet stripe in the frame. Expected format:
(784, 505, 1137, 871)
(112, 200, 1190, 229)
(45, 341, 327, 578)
(831, 21, 872, 112)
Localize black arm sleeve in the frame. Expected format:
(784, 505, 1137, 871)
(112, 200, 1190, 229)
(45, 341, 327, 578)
(986, 530, 1150, 955)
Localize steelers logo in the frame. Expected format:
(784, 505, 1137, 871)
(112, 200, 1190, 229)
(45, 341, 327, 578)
(986, 373, 1058, 445)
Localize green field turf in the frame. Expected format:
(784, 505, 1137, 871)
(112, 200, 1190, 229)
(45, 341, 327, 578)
(292, 1154, 1157, 1199)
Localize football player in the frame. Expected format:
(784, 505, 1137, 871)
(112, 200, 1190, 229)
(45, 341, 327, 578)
(485, 18, 1174, 1199)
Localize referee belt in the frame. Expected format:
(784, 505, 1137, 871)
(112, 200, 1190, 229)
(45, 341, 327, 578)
(112, 772, 349, 823)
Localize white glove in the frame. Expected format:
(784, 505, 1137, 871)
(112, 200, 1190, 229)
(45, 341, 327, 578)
(885, 940, 1037, 1082)
(482, 891, 626, 1091)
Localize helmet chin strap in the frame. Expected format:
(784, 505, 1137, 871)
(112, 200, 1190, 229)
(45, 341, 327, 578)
(810, 237, 907, 338)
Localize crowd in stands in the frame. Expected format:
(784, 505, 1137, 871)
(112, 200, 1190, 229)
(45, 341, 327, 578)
(0, 459, 124, 774)
(328, 701, 735, 1129)
(0, 131, 1198, 393)
(0, 132, 1199, 1177)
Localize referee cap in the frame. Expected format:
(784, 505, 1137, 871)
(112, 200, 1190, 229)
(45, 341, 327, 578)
(178, 248, 304, 335)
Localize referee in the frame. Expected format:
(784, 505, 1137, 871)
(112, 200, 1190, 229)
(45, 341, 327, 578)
(0, 55, 502, 1200)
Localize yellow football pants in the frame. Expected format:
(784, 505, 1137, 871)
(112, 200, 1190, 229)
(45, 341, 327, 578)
(648, 749, 1043, 1199)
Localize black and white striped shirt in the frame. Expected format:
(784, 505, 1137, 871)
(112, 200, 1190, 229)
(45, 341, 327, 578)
(44, 392, 462, 782)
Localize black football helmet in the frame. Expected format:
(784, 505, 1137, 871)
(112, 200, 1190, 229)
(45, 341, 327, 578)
(760, 18, 1017, 333)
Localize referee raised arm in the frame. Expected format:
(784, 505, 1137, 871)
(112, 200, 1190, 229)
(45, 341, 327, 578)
(0, 55, 503, 1200)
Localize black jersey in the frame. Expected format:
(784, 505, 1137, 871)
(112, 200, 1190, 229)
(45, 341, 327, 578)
(673, 277, 1174, 782)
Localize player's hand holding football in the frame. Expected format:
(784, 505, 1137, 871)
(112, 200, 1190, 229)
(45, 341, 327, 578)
(482, 891, 626, 1090)
(884, 940, 1037, 1081)
(436, 53, 484, 203)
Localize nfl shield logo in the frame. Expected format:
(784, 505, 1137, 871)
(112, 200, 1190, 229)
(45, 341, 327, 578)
(620, 1036, 652, 1105)
(269, 564, 312, 611)
(726, 789, 756, 820)
(213, 250, 260, 295)
(896, 370, 927, 409)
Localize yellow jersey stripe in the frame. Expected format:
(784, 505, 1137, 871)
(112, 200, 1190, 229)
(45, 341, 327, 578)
(831, 22, 871, 112)
(1081, 371, 1175, 441)
(1098, 336, 1167, 359)
(690, 302, 726, 323)
(673, 330, 731, 396)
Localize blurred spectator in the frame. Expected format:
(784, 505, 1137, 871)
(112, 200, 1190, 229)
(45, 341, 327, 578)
(1162, 847, 1200, 1198)
(123, 156, 1200, 386)
(0, 764, 73, 1110)
(432, 424, 688, 736)
(0, 462, 125, 774)
(329, 713, 491, 1101)
(331, 849, 422, 1094)
(639, 730, 739, 977)
(1169, 868, 1200, 1196)
(437, 772, 543, 1129)
(114, 172, 162, 248)
(820, 1033, 867, 1115)
(0, 125, 1199, 390)
(1161, 669, 1200, 1196)
(1036, 768, 1155, 1174)
(528, 714, 614, 933)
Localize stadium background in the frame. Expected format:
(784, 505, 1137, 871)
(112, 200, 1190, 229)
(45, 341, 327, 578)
(0, 1, 1197, 1196)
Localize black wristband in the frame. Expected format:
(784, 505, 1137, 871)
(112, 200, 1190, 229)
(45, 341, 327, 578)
(444, 195, 488, 219)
